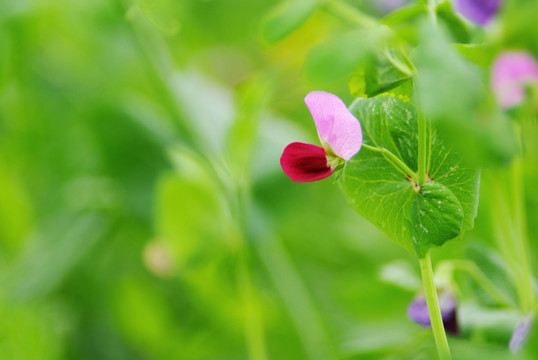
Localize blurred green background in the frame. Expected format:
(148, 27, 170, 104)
(1, 0, 537, 359)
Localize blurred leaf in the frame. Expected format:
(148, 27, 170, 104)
(111, 278, 182, 358)
(173, 71, 235, 155)
(453, 43, 496, 66)
(137, 0, 180, 35)
(458, 302, 519, 340)
(226, 80, 268, 175)
(448, 337, 525, 360)
(340, 320, 427, 359)
(250, 112, 309, 181)
(0, 30, 9, 86)
(306, 27, 392, 83)
(348, 46, 413, 98)
(261, 0, 318, 43)
(460, 241, 517, 307)
(156, 168, 229, 270)
(413, 21, 480, 119)
(379, 260, 421, 291)
(348, 71, 369, 98)
(382, 4, 427, 26)
(500, 0, 538, 56)
(413, 21, 517, 166)
(257, 232, 337, 360)
(0, 162, 32, 257)
(0, 299, 66, 360)
(436, 1, 471, 43)
(386, 78, 414, 98)
(7, 212, 111, 300)
(340, 95, 480, 257)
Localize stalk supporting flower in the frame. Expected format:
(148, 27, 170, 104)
(408, 288, 459, 335)
(419, 251, 452, 360)
(491, 51, 538, 108)
(281, 91, 363, 182)
(454, 0, 502, 26)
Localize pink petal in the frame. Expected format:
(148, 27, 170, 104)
(491, 51, 538, 108)
(280, 142, 334, 182)
(305, 91, 362, 161)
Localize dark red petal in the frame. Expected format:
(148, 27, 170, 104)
(280, 142, 333, 182)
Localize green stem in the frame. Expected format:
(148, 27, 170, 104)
(511, 123, 535, 313)
(449, 260, 513, 308)
(428, 0, 438, 25)
(232, 178, 267, 360)
(361, 143, 418, 182)
(419, 251, 451, 360)
(427, 119, 433, 179)
(237, 252, 268, 360)
(417, 112, 427, 185)
(258, 235, 335, 360)
(490, 174, 527, 309)
(114, 0, 198, 151)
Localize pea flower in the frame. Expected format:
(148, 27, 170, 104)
(491, 51, 538, 108)
(407, 289, 459, 335)
(454, 0, 502, 26)
(280, 91, 362, 182)
(509, 314, 534, 354)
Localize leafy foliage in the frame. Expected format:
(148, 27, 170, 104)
(413, 21, 517, 166)
(2, 0, 538, 359)
(341, 95, 480, 257)
(261, 0, 318, 43)
(348, 47, 413, 98)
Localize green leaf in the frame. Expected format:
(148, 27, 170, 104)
(156, 149, 230, 269)
(453, 43, 496, 66)
(436, 1, 471, 43)
(261, 0, 318, 43)
(500, 0, 538, 56)
(225, 81, 267, 175)
(348, 47, 413, 98)
(306, 27, 391, 83)
(381, 4, 427, 27)
(410, 182, 463, 254)
(413, 21, 517, 166)
(340, 95, 480, 258)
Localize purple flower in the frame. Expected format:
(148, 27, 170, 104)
(455, 0, 502, 26)
(491, 51, 538, 108)
(280, 91, 363, 182)
(509, 314, 534, 354)
(408, 289, 459, 335)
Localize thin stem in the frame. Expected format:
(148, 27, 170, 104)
(361, 143, 418, 182)
(449, 260, 513, 308)
(419, 251, 451, 360)
(428, 0, 438, 25)
(511, 123, 535, 313)
(489, 174, 528, 310)
(417, 112, 427, 185)
(258, 234, 335, 360)
(114, 0, 198, 151)
(237, 252, 268, 360)
(232, 175, 267, 360)
(427, 119, 433, 177)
